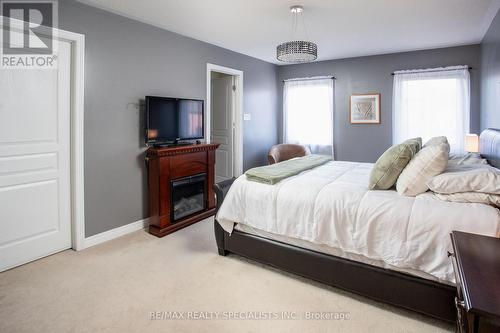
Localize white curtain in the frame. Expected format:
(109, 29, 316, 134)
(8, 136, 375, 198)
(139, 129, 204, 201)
(393, 65, 470, 154)
(283, 78, 334, 156)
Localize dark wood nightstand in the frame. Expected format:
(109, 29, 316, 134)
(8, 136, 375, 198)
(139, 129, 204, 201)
(449, 231, 500, 333)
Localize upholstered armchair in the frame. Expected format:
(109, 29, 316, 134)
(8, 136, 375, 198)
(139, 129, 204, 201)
(267, 144, 311, 164)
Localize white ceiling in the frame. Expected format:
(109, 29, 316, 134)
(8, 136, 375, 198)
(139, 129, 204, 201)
(78, 0, 500, 65)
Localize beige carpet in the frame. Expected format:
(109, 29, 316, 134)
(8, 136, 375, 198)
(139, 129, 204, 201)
(0, 217, 453, 333)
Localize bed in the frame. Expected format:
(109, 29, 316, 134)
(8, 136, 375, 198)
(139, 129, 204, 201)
(213, 129, 500, 322)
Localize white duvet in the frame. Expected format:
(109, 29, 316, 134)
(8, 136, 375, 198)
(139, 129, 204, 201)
(216, 161, 500, 282)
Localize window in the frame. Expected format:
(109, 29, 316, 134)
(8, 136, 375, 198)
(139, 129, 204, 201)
(393, 66, 470, 154)
(283, 78, 334, 156)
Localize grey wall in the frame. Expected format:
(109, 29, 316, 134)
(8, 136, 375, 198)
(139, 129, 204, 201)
(480, 8, 500, 130)
(58, 0, 279, 237)
(277, 45, 481, 163)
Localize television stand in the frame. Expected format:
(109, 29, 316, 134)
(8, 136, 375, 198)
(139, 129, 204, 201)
(152, 141, 194, 148)
(146, 143, 220, 237)
(174, 141, 196, 146)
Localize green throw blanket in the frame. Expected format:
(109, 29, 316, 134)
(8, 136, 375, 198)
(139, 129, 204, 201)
(245, 154, 332, 185)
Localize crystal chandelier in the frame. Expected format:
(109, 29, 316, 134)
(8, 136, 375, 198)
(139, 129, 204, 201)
(277, 5, 317, 63)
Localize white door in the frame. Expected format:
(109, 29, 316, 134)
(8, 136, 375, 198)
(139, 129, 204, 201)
(211, 75, 234, 183)
(0, 40, 72, 272)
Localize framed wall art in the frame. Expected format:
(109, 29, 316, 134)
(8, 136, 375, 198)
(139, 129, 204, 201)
(350, 93, 381, 124)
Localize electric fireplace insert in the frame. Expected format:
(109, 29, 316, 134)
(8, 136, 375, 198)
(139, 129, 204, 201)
(170, 173, 206, 222)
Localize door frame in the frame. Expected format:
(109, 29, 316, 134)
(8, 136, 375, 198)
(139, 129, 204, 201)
(58, 29, 86, 251)
(1, 17, 87, 252)
(206, 63, 243, 177)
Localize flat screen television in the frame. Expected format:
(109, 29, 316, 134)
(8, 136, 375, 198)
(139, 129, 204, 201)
(145, 96, 204, 146)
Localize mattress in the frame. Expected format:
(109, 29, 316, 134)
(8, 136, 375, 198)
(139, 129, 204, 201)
(217, 161, 500, 283)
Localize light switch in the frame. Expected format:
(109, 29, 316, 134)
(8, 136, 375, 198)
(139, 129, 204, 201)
(243, 113, 251, 121)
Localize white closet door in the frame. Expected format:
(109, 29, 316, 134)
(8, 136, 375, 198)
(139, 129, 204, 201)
(211, 75, 234, 183)
(0, 40, 72, 272)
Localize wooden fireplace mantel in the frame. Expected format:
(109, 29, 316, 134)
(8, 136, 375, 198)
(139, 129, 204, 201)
(146, 143, 220, 237)
(147, 143, 219, 157)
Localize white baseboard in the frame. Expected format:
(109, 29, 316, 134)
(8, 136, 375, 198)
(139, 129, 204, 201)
(83, 218, 149, 249)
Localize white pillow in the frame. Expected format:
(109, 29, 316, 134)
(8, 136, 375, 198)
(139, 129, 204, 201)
(427, 166, 500, 195)
(435, 192, 500, 207)
(396, 142, 450, 196)
(423, 136, 448, 148)
(447, 153, 488, 170)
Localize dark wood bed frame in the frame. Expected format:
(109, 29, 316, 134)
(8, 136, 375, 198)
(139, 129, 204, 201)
(213, 129, 500, 323)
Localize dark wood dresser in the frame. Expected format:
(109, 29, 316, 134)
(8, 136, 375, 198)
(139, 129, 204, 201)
(450, 231, 500, 332)
(146, 143, 219, 237)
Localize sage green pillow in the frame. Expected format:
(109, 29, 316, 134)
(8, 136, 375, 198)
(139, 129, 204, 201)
(368, 138, 422, 190)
